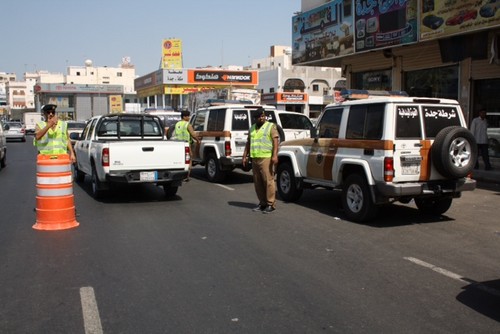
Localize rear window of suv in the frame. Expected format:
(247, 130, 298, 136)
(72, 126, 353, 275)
(231, 109, 251, 131)
(423, 106, 461, 138)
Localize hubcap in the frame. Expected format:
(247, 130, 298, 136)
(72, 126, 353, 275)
(279, 170, 291, 194)
(346, 184, 363, 213)
(449, 137, 471, 168)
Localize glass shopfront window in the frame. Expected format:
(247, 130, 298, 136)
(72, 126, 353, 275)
(474, 78, 500, 158)
(352, 70, 392, 91)
(404, 65, 459, 99)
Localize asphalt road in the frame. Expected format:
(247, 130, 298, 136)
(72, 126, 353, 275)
(1, 139, 499, 334)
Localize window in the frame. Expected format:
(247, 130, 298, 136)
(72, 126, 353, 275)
(318, 107, 343, 138)
(422, 106, 461, 138)
(346, 104, 384, 139)
(191, 110, 207, 131)
(396, 105, 421, 138)
(279, 113, 313, 130)
(404, 65, 458, 99)
(231, 109, 250, 131)
(353, 70, 392, 91)
(207, 109, 226, 131)
(117, 72, 122, 77)
(312, 84, 319, 92)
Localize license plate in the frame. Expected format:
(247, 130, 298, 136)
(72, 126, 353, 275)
(401, 163, 420, 175)
(140, 171, 157, 181)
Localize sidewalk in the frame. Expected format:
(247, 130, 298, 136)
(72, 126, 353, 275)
(471, 156, 500, 185)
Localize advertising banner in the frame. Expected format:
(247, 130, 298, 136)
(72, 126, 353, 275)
(187, 70, 258, 85)
(420, 0, 500, 41)
(292, 1, 354, 64)
(354, 0, 418, 52)
(162, 39, 183, 69)
(109, 95, 123, 113)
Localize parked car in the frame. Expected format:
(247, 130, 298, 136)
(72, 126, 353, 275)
(67, 121, 87, 146)
(480, 0, 500, 18)
(0, 120, 7, 170)
(446, 9, 477, 25)
(3, 121, 26, 142)
(487, 112, 500, 157)
(423, 15, 444, 30)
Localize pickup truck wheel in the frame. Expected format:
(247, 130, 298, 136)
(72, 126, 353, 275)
(277, 162, 303, 202)
(163, 184, 178, 197)
(414, 197, 453, 215)
(0, 151, 6, 169)
(206, 153, 225, 183)
(73, 163, 85, 183)
(91, 166, 105, 199)
(341, 174, 378, 223)
(432, 126, 477, 178)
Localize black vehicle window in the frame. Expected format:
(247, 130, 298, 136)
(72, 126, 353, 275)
(191, 110, 206, 131)
(423, 106, 461, 138)
(232, 109, 250, 131)
(318, 107, 343, 138)
(396, 105, 421, 138)
(279, 114, 313, 130)
(207, 109, 225, 131)
(346, 104, 384, 139)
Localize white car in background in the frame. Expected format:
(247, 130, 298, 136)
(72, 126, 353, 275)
(3, 121, 26, 142)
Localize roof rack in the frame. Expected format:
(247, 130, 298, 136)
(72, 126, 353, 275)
(340, 89, 408, 100)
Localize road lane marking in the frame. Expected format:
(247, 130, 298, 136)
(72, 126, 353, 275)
(215, 184, 234, 191)
(80, 286, 103, 334)
(404, 257, 500, 297)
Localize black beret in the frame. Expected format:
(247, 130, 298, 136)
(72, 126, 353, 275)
(181, 110, 190, 117)
(42, 104, 57, 112)
(253, 108, 266, 118)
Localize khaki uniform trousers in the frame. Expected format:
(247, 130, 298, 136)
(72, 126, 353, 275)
(251, 157, 276, 208)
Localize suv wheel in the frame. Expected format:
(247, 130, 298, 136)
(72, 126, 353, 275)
(342, 174, 378, 222)
(277, 162, 303, 202)
(432, 126, 477, 178)
(206, 153, 226, 183)
(414, 197, 452, 215)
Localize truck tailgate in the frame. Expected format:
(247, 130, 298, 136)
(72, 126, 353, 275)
(107, 141, 187, 171)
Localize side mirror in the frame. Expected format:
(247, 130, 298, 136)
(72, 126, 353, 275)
(69, 132, 80, 140)
(310, 127, 317, 138)
(4, 124, 10, 130)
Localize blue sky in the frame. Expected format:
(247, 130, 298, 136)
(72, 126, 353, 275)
(2, 0, 300, 78)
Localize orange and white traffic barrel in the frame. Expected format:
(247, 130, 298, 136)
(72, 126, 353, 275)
(33, 154, 79, 231)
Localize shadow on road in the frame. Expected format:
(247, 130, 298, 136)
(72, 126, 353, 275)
(456, 278, 500, 322)
(277, 188, 454, 227)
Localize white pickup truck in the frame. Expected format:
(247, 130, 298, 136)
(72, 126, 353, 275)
(72, 113, 190, 198)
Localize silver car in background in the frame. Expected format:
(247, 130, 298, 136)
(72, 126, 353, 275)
(3, 121, 26, 142)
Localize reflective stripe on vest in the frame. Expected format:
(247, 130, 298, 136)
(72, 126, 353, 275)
(34, 121, 69, 154)
(173, 120, 190, 142)
(249, 122, 273, 158)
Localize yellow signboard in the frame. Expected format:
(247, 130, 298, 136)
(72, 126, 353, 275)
(162, 39, 183, 69)
(109, 95, 123, 113)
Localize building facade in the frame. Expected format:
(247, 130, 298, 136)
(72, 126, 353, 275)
(251, 45, 344, 118)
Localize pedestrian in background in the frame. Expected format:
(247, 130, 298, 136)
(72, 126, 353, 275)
(173, 109, 200, 181)
(34, 104, 76, 163)
(470, 108, 492, 170)
(242, 108, 279, 214)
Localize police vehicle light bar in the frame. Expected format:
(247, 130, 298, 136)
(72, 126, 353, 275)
(340, 89, 408, 100)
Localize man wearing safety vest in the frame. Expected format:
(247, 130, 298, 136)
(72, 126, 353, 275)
(173, 109, 200, 181)
(242, 108, 279, 214)
(34, 104, 76, 163)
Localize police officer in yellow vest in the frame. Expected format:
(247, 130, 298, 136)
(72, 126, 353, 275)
(242, 108, 279, 214)
(34, 104, 76, 163)
(173, 109, 200, 180)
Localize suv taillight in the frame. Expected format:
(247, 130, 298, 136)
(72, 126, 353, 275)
(102, 148, 109, 167)
(185, 146, 191, 164)
(224, 141, 231, 157)
(384, 157, 394, 182)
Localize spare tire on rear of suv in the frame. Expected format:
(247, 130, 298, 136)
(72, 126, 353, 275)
(431, 126, 477, 178)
